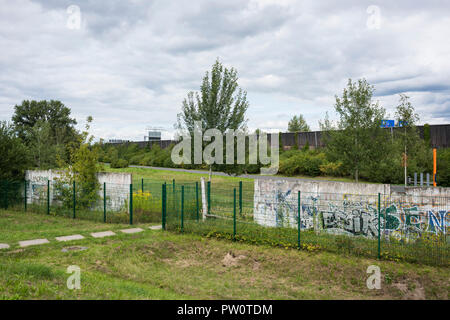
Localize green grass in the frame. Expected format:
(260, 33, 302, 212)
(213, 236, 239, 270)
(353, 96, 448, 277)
(0, 210, 134, 245)
(0, 209, 448, 300)
(103, 162, 377, 184)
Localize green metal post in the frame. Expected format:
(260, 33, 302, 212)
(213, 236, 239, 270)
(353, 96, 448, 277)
(141, 178, 144, 193)
(172, 179, 175, 214)
(298, 191, 301, 249)
(239, 181, 242, 214)
(24, 180, 27, 212)
(162, 183, 166, 230)
(196, 182, 199, 221)
(181, 186, 184, 232)
(73, 181, 76, 219)
(233, 188, 236, 241)
(47, 180, 50, 215)
(129, 184, 133, 225)
(378, 193, 381, 259)
(103, 182, 106, 223)
(207, 181, 211, 215)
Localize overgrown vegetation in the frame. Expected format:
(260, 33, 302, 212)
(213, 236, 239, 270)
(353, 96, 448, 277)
(0, 210, 448, 299)
(54, 116, 101, 210)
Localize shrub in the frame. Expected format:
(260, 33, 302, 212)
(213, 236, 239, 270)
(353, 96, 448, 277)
(278, 150, 327, 177)
(111, 158, 129, 168)
(319, 161, 344, 176)
(437, 148, 450, 187)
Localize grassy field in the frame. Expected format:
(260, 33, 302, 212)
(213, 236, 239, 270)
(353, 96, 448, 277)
(0, 210, 448, 300)
(103, 164, 379, 184)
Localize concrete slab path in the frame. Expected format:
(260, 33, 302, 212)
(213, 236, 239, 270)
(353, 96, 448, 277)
(19, 239, 50, 247)
(56, 234, 85, 242)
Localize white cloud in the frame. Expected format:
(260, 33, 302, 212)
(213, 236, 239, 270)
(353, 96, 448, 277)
(0, 0, 449, 141)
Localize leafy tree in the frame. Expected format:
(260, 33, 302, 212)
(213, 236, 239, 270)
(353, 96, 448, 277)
(436, 148, 450, 187)
(423, 123, 431, 147)
(394, 94, 432, 177)
(26, 120, 60, 169)
(177, 59, 249, 179)
(12, 100, 78, 144)
(288, 114, 310, 132)
(323, 79, 386, 182)
(0, 122, 30, 181)
(55, 117, 101, 209)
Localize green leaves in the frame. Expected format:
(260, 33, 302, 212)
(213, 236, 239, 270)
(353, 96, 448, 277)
(325, 78, 387, 182)
(0, 122, 30, 180)
(177, 58, 249, 135)
(288, 114, 310, 133)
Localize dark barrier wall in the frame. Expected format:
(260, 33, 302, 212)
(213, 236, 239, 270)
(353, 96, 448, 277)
(106, 124, 449, 150)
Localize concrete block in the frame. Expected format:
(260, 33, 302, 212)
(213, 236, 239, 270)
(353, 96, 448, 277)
(55, 234, 85, 242)
(19, 239, 50, 247)
(90, 231, 116, 238)
(121, 228, 144, 234)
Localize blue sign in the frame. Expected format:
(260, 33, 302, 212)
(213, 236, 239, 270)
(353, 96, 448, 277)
(380, 120, 395, 128)
(397, 121, 408, 127)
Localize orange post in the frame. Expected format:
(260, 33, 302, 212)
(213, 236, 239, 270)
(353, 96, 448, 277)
(433, 148, 437, 187)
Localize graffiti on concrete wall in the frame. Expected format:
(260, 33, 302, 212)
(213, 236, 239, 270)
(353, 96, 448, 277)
(254, 189, 449, 240)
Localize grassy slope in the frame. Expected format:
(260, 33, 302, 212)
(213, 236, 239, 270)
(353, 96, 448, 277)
(104, 164, 374, 184)
(0, 210, 448, 300)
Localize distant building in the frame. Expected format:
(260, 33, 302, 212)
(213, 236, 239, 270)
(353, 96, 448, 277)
(144, 127, 162, 141)
(108, 139, 130, 144)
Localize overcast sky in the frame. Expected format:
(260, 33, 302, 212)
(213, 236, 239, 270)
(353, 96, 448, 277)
(1, 0, 449, 141)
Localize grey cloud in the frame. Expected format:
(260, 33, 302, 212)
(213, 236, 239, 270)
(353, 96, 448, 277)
(0, 0, 449, 140)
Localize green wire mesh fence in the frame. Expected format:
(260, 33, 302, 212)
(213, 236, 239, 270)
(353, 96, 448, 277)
(1, 178, 448, 266)
(164, 185, 449, 267)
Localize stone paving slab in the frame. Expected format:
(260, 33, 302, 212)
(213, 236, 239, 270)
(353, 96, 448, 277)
(121, 228, 144, 234)
(62, 246, 88, 252)
(149, 225, 162, 230)
(56, 234, 85, 242)
(0, 243, 10, 250)
(19, 239, 50, 247)
(90, 231, 116, 238)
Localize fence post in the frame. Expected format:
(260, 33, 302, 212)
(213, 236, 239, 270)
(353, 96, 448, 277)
(24, 180, 27, 212)
(141, 178, 144, 193)
(162, 183, 166, 230)
(233, 188, 236, 241)
(378, 193, 381, 260)
(172, 179, 175, 192)
(47, 180, 50, 215)
(103, 182, 106, 223)
(239, 181, 242, 214)
(207, 181, 211, 215)
(73, 181, 76, 219)
(129, 183, 133, 225)
(195, 182, 199, 222)
(298, 191, 301, 250)
(181, 186, 184, 232)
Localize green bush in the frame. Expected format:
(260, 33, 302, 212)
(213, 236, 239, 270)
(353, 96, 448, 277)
(319, 161, 344, 176)
(278, 150, 327, 176)
(110, 158, 129, 168)
(437, 148, 450, 187)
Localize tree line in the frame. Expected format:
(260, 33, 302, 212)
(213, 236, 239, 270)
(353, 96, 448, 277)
(1, 59, 449, 186)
